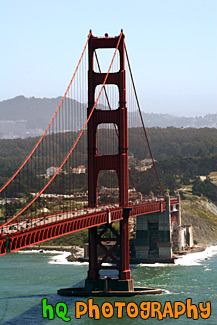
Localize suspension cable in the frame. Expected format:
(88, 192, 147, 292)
(0, 32, 92, 194)
(0, 31, 123, 229)
(125, 45, 165, 198)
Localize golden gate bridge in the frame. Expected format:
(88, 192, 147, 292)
(0, 31, 179, 295)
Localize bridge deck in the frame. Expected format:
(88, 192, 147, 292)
(0, 199, 178, 255)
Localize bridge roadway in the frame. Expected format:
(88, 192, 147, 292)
(0, 198, 178, 256)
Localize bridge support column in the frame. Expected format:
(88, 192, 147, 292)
(85, 208, 133, 293)
(86, 31, 133, 290)
(88, 227, 99, 280)
(119, 208, 132, 281)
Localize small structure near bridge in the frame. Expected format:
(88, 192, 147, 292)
(135, 194, 194, 261)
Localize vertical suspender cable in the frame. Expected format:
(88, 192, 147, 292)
(0, 31, 123, 229)
(0, 32, 92, 196)
(125, 45, 165, 199)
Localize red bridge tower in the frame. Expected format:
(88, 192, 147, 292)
(86, 31, 133, 292)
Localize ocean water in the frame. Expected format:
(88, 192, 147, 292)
(0, 247, 217, 324)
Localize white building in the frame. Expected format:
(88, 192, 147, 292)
(71, 165, 86, 174)
(46, 166, 58, 177)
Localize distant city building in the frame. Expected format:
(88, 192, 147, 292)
(46, 166, 59, 177)
(0, 120, 27, 139)
(0, 120, 44, 139)
(140, 158, 155, 166)
(98, 186, 140, 199)
(135, 165, 153, 172)
(99, 186, 119, 197)
(71, 165, 86, 174)
(133, 158, 155, 172)
(25, 128, 43, 138)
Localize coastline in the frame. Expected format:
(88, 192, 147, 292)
(20, 243, 214, 264)
(21, 245, 75, 253)
(21, 244, 84, 261)
(174, 243, 208, 255)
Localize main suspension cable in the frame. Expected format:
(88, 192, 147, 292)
(0, 31, 123, 229)
(125, 45, 165, 198)
(0, 32, 92, 194)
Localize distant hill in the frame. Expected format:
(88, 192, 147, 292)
(0, 96, 85, 130)
(1, 96, 217, 132)
(131, 112, 217, 129)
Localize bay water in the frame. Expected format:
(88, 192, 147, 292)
(0, 246, 217, 324)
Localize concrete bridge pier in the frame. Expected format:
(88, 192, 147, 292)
(135, 194, 181, 262)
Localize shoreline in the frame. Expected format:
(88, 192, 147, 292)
(174, 243, 208, 255)
(21, 245, 84, 261)
(21, 245, 75, 253)
(20, 243, 214, 264)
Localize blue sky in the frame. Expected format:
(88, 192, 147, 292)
(1, 0, 217, 116)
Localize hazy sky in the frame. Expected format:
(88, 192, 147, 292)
(1, 0, 217, 116)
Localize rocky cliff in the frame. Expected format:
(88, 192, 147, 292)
(181, 197, 217, 245)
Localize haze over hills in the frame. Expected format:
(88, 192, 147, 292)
(0, 96, 217, 139)
(0, 96, 84, 129)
